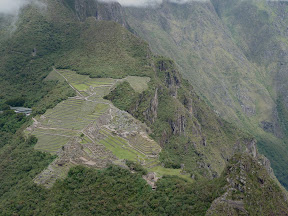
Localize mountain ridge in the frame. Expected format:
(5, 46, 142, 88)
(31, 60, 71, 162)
(0, 0, 287, 215)
(120, 0, 288, 188)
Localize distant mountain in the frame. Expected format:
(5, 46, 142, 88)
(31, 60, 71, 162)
(123, 0, 288, 188)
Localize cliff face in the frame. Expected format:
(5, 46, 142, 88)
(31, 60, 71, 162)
(207, 153, 288, 215)
(144, 88, 158, 124)
(211, 0, 288, 134)
(64, 0, 128, 26)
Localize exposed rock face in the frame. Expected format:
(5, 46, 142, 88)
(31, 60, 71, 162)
(68, 0, 128, 27)
(206, 189, 247, 216)
(142, 172, 159, 190)
(258, 155, 275, 178)
(169, 113, 186, 135)
(144, 88, 158, 124)
(206, 154, 288, 215)
(261, 121, 274, 134)
(158, 60, 181, 97)
(245, 139, 257, 158)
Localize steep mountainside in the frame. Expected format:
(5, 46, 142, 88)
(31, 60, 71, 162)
(124, 0, 288, 188)
(211, 0, 288, 189)
(207, 153, 288, 215)
(0, 0, 287, 215)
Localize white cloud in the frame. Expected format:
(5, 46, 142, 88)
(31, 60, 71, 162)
(99, 0, 208, 7)
(99, 0, 160, 7)
(0, 0, 207, 16)
(0, 0, 44, 15)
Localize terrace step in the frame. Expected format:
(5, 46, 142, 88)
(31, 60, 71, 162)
(147, 163, 161, 169)
(99, 139, 116, 148)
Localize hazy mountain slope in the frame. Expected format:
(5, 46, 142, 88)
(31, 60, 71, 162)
(211, 0, 288, 188)
(212, 0, 288, 136)
(124, 1, 273, 122)
(123, 0, 288, 188)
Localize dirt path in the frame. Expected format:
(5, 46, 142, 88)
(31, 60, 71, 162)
(53, 67, 84, 98)
(32, 117, 39, 124)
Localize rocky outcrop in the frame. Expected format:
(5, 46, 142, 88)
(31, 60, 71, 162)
(158, 60, 181, 97)
(142, 172, 159, 190)
(206, 189, 247, 216)
(144, 88, 158, 124)
(245, 139, 257, 158)
(206, 153, 288, 215)
(169, 112, 186, 135)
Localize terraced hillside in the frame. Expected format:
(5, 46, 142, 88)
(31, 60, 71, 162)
(26, 69, 190, 187)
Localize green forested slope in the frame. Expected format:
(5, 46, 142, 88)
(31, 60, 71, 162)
(124, 0, 288, 188)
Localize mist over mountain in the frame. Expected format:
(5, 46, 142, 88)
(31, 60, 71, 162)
(98, 0, 208, 7)
(0, 0, 44, 15)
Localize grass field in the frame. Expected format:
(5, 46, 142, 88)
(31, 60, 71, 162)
(124, 76, 150, 93)
(150, 166, 194, 183)
(57, 69, 151, 96)
(59, 69, 115, 92)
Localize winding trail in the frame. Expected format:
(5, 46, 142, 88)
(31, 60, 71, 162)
(53, 67, 83, 97)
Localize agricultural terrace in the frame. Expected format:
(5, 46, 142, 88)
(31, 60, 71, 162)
(27, 69, 192, 187)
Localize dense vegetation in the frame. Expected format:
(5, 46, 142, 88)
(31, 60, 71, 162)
(0, 146, 226, 216)
(0, 3, 76, 112)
